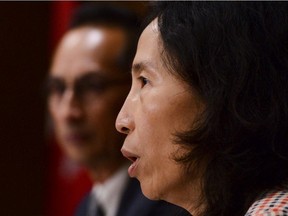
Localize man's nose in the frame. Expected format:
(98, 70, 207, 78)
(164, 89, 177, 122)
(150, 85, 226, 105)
(60, 89, 84, 120)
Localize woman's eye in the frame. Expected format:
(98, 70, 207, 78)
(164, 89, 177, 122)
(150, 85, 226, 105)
(138, 76, 149, 87)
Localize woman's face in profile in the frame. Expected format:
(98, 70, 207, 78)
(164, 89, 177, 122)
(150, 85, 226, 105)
(116, 19, 203, 204)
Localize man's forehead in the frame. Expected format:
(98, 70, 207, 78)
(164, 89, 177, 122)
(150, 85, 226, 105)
(63, 27, 104, 49)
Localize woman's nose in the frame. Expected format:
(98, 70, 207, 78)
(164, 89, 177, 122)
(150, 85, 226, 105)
(115, 98, 134, 135)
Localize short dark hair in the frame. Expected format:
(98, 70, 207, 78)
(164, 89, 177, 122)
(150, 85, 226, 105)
(69, 3, 141, 73)
(150, 2, 288, 216)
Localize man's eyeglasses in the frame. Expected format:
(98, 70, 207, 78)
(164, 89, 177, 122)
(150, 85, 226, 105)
(45, 72, 130, 101)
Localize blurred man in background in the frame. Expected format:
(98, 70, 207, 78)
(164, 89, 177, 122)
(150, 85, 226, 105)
(46, 3, 185, 216)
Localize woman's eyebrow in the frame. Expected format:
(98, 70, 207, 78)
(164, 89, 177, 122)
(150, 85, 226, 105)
(132, 61, 157, 75)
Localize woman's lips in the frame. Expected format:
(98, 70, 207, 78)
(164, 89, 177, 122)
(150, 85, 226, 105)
(121, 148, 140, 177)
(127, 158, 139, 177)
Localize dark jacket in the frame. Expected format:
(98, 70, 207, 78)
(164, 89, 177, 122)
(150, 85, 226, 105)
(75, 178, 188, 216)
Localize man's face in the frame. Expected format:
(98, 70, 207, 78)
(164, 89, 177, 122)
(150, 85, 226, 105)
(48, 26, 130, 169)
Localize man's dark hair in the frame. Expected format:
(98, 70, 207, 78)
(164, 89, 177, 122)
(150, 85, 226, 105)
(69, 3, 141, 73)
(149, 2, 288, 216)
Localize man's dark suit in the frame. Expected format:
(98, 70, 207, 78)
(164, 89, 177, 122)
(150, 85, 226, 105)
(75, 178, 187, 216)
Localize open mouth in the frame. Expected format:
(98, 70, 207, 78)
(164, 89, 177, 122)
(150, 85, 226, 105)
(121, 149, 139, 162)
(121, 148, 140, 177)
(128, 156, 138, 163)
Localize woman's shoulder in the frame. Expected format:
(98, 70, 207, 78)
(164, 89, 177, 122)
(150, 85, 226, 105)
(245, 185, 288, 216)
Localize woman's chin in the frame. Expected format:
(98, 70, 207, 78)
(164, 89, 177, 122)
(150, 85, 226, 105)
(141, 183, 161, 201)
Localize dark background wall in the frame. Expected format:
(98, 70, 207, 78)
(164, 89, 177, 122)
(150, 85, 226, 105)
(0, 2, 50, 216)
(0, 2, 148, 216)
